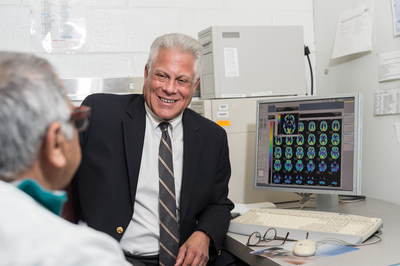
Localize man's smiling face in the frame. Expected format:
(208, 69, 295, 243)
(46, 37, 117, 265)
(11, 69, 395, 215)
(143, 48, 199, 121)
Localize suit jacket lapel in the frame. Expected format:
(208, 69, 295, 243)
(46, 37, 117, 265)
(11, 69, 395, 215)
(122, 95, 146, 202)
(180, 110, 204, 220)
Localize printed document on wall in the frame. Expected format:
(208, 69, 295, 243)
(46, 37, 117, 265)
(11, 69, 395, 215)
(378, 51, 400, 82)
(374, 88, 400, 115)
(331, 4, 372, 59)
(30, 0, 86, 53)
(392, 0, 400, 37)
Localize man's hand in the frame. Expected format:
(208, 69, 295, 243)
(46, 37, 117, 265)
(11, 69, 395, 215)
(175, 231, 210, 266)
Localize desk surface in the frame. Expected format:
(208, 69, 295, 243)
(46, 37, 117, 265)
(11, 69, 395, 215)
(224, 197, 400, 265)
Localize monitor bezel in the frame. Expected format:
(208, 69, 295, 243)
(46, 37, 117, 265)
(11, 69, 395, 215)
(254, 93, 363, 196)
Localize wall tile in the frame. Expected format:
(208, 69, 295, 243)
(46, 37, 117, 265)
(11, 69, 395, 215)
(128, 0, 223, 8)
(273, 10, 315, 50)
(0, 7, 31, 51)
(180, 9, 274, 38)
(85, 8, 181, 53)
(84, 0, 128, 6)
(0, 0, 24, 5)
(131, 53, 148, 76)
(224, 0, 313, 11)
(42, 54, 136, 78)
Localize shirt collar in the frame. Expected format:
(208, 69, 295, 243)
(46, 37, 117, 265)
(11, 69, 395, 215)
(144, 102, 183, 133)
(13, 179, 67, 216)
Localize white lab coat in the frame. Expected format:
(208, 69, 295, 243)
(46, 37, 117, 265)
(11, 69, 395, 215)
(0, 181, 131, 266)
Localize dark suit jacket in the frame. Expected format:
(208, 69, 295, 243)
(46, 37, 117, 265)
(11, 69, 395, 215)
(72, 93, 234, 256)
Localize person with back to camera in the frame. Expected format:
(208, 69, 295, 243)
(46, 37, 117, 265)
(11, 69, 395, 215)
(0, 52, 131, 266)
(70, 33, 235, 266)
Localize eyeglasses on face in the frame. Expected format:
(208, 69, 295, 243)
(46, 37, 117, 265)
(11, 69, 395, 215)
(70, 105, 91, 132)
(246, 228, 297, 247)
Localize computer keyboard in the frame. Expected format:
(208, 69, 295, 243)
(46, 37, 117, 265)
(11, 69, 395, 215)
(229, 208, 383, 245)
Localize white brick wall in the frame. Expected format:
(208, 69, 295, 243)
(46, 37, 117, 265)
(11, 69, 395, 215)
(85, 8, 181, 53)
(0, 1, 314, 80)
(0, 7, 31, 52)
(0, 0, 27, 5)
(128, 0, 224, 8)
(40, 54, 139, 78)
(224, 0, 313, 10)
(180, 9, 275, 38)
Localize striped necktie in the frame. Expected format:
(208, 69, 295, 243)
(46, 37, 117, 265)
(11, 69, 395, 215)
(158, 122, 179, 265)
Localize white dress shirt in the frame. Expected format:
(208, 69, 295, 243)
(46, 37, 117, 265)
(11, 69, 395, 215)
(120, 104, 183, 256)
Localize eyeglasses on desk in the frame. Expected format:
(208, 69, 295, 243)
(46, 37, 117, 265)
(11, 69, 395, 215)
(246, 228, 308, 247)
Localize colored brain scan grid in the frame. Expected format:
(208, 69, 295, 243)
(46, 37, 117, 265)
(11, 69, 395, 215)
(272, 118, 342, 187)
(255, 94, 362, 196)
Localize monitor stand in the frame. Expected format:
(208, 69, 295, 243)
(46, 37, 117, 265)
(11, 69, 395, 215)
(315, 194, 338, 212)
(296, 193, 339, 212)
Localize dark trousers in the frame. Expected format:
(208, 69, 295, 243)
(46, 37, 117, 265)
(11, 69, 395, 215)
(123, 249, 245, 266)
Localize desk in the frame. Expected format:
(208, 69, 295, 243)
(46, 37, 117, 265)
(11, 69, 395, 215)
(223, 198, 400, 265)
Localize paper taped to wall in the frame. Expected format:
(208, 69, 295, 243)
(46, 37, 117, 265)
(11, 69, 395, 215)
(331, 4, 372, 59)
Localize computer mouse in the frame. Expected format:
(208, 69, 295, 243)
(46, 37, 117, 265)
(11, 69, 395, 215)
(293, 239, 317, 257)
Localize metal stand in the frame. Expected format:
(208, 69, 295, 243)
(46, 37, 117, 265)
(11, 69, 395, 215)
(316, 194, 339, 212)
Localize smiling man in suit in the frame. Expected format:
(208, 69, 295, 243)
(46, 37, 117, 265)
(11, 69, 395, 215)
(71, 33, 234, 266)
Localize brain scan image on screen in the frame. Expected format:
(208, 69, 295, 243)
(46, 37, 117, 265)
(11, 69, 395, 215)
(307, 175, 315, 185)
(285, 147, 293, 159)
(274, 147, 282, 158)
(308, 121, 316, 131)
(295, 160, 304, 171)
(282, 114, 296, 134)
(308, 133, 316, 145)
(307, 147, 316, 159)
(331, 161, 340, 172)
(319, 133, 328, 145)
(319, 147, 328, 159)
(286, 136, 293, 145)
(332, 120, 340, 131)
(284, 160, 293, 171)
(307, 160, 315, 172)
(320, 120, 328, 131)
(295, 175, 304, 184)
(299, 122, 304, 132)
(297, 134, 304, 145)
(318, 161, 327, 172)
(284, 174, 292, 184)
(296, 147, 304, 159)
(277, 113, 299, 135)
(274, 159, 282, 171)
(273, 174, 281, 183)
(331, 133, 340, 145)
(269, 117, 343, 189)
(331, 147, 340, 160)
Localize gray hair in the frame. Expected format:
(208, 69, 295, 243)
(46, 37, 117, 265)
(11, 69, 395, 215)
(0, 52, 73, 179)
(146, 33, 203, 84)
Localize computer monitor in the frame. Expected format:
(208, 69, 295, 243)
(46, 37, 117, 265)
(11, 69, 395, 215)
(254, 94, 363, 211)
